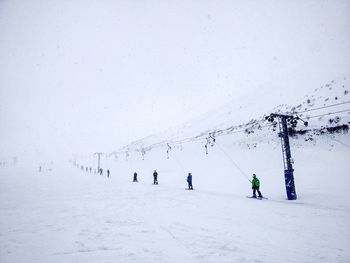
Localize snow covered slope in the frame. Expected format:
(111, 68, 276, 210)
(0, 137, 349, 262)
(120, 76, 350, 153)
(1, 77, 349, 263)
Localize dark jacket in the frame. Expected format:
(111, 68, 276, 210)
(187, 174, 192, 183)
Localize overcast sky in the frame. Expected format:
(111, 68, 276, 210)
(1, 0, 349, 159)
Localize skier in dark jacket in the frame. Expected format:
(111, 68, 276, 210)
(251, 174, 263, 198)
(107, 169, 110, 178)
(187, 173, 193, 190)
(133, 172, 138, 182)
(153, 170, 158, 185)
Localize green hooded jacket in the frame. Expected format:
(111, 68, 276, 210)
(252, 177, 260, 188)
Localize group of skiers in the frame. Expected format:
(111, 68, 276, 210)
(75, 164, 111, 178)
(98, 168, 110, 177)
(132, 170, 193, 190)
(132, 170, 263, 197)
(75, 163, 263, 198)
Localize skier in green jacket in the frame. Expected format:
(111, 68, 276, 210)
(251, 174, 263, 198)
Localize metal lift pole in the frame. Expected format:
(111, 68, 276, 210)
(271, 113, 297, 200)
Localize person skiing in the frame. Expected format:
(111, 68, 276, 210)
(251, 174, 263, 198)
(133, 172, 138, 182)
(153, 170, 158, 185)
(107, 169, 110, 178)
(187, 173, 193, 190)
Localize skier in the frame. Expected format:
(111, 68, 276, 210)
(153, 170, 158, 185)
(133, 172, 138, 182)
(187, 173, 193, 190)
(251, 174, 263, 198)
(100, 168, 103, 175)
(107, 169, 110, 178)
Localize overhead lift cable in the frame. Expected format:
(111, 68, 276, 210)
(295, 101, 350, 114)
(325, 134, 350, 151)
(215, 141, 251, 182)
(306, 109, 350, 119)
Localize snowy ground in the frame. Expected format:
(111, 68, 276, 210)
(1, 135, 349, 263)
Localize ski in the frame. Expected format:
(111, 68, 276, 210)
(246, 196, 268, 200)
(246, 196, 261, 200)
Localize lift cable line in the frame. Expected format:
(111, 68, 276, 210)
(96, 121, 275, 160)
(305, 109, 350, 119)
(115, 119, 273, 155)
(215, 141, 251, 182)
(325, 134, 350, 151)
(295, 101, 350, 114)
(171, 151, 187, 175)
(168, 122, 273, 147)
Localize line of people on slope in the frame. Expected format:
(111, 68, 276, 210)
(132, 170, 193, 189)
(132, 170, 263, 197)
(75, 164, 111, 178)
(95, 168, 111, 178)
(98, 168, 110, 178)
(76, 162, 263, 198)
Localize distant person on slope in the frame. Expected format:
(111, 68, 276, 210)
(251, 174, 263, 198)
(187, 173, 193, 190)
(107, 169, 110, 178)
(153, 170, 158, 185)
(133, 172, 138, 182)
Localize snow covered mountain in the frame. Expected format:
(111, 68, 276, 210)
(119, 75, 350, 155)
